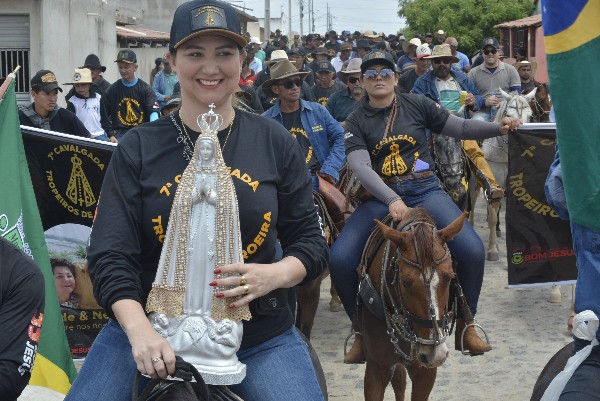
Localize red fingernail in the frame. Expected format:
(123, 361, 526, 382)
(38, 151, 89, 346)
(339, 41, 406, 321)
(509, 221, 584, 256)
(209, 281, 217, 287)
(216, 293, 224, 298)
(228, 304, 236, 309)
(214, 269, 222, 274)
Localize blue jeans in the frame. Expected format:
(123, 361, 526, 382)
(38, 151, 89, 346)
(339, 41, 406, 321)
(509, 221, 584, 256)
(91, 133, 111, 142)
(559, 340, 600, 401)
(329, 174, 485, 319)
(571, 222, 600, 342)
(472, 110, 493, 122)
(65, 321, 324, 401)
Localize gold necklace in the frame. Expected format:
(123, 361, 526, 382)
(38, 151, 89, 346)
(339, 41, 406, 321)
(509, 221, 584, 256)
(179, 109, 235, 151)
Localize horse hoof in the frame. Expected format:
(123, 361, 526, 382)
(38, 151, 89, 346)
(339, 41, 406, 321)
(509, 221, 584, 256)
(548, 285, 562, 303)
(329, 301, 344, 312)
(487, 251, 499, 261)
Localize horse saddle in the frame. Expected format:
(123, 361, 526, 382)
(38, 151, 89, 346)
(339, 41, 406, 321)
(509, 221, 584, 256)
(317, 175, 353, 232)
(356, 216, 393, 322)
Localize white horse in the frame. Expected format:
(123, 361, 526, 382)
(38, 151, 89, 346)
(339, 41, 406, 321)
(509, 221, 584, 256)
(473, 88, 537, 261)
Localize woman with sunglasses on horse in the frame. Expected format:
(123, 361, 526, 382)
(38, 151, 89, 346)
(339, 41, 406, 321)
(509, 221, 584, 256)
(329, 51, 521, 363)
(65, 2, 328, 401)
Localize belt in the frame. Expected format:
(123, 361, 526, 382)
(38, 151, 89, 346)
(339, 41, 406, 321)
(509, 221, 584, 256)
(383, 170, 434, 184)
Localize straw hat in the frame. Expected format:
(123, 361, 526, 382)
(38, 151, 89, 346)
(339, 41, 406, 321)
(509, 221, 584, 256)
(424, 44, 459, 64)
(513, 60, 537, 76)
(402, 38, 421, 53)
(261, 60, 309, 97)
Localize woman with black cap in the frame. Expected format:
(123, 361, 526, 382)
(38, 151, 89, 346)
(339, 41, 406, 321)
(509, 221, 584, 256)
(329, 50, 521, 363)
(64, 1, 327, 400)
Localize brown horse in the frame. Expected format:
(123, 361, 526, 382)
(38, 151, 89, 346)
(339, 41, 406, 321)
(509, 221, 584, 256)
(359, 208, 466, 401)
(530, 83, 552, 122)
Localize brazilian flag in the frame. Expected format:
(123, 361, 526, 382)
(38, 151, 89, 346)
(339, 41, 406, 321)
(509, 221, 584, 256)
(0, 81, 77, 393)
(542, 0, 600, 232)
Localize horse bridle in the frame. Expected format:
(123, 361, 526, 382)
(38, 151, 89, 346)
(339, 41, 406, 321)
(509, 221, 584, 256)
(380, 219, 452, 361)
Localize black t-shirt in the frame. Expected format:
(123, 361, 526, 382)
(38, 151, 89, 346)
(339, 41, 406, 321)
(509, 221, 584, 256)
(312, 82, 345, 106)
(0, 237, 45, 401)
(399, 69, 420, 93)
(345, 94, 449, 178)
(87, 110, 327, 349)
(282, 109, 321, 173)
(101, 79, 156, 135)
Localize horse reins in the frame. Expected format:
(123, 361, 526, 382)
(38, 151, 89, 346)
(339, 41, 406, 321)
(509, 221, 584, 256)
(379, 219, 452, 361)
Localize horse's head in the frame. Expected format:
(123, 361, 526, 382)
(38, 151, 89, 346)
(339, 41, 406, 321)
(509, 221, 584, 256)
(498, 88, 535, 122)
(530, 83, 552, 122)
(375, 208, 466, 368)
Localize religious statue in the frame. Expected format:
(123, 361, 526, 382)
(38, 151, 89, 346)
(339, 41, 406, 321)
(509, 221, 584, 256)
(145, 105, 250, 385)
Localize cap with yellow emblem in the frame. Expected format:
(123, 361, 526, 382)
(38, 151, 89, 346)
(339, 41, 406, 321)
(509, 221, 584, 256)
(30, 69, 63, 93)
(169, 0, 248, 52)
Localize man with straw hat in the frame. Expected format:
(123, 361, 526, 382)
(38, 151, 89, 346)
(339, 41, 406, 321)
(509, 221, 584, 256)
(413, 44, 504, 200)
(513, 60, 538, 94)
(262, 60, 345, 191)
(396, 37, 421, 72)
(65, 68, 110, 141)
(326, 58, 364, 125)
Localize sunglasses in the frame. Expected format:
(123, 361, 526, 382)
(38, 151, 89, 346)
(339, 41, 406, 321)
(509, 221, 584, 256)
(483, 48, 498, 55)
(433, 57, 454, 65)
(278, 79, 302, 89)
(363, 69, 395, 80)
(348, 76, 360, 84)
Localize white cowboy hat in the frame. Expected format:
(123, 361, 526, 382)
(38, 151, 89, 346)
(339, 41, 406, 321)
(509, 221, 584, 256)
(64, 68, 93, 85)
(402, 38, 421, 53)
(339, 58, 362, 74)
(513, 60, 537, 76)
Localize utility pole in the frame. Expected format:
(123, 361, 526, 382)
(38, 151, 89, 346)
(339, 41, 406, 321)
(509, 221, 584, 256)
(288, 0, 292, 35)
(299, 0, 304, 37)
(326, 3, 330, 32)
(264, 0, 270, 43)
(311, 0, 315, 33)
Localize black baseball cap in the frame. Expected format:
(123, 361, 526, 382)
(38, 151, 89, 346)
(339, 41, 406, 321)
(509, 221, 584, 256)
(317, 60, 335, 73)
(481, 37, 500, 50)
(169, 0, 247, 52)
(115, 49, 137, 64)
(31, 69, 63, 93)
(360, 51, 396, 73)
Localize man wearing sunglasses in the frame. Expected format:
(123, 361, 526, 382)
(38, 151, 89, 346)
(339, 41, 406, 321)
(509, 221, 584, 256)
(413, 44, 505, 201)
(468, 37, 521, 122)
(326, 58, 364, 126)
(262, 60, 345, 191)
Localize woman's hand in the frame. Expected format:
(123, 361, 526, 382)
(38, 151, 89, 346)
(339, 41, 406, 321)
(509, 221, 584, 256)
(499, 117, 521, 135)
(212, 256, 307, 308)
(113, 299, 176, 379)
(389, 198, 410, 222)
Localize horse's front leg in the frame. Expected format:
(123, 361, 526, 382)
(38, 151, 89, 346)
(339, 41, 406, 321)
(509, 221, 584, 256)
(486, 202, 500, 261)
(295, 269, 325, 339)
(406, 363, 437, 401)
(364, 361, 393, 401)
(329, 280, 343, 312)
(390, 364, 407, 401)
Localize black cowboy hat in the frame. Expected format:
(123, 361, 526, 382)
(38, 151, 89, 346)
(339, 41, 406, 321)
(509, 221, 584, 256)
(80, 54, 106, 72)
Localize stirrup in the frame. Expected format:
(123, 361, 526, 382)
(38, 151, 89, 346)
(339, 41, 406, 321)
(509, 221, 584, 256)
(458, 321, 491, 356)
(343, 330, 361, 358)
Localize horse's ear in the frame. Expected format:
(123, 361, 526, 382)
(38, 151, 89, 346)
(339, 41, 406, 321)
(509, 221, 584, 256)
(437, 212, 467, 242)
(499, 88, 511, 100)
(375, 219, 411, 245)
(523, 86, 538, 102)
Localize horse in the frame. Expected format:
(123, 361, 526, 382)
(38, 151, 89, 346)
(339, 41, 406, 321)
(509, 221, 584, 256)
(295, 177, 350, 339)
(530, 83, 552, 123)
(358, 208, 467, 401)
(476, 88, 537, 261)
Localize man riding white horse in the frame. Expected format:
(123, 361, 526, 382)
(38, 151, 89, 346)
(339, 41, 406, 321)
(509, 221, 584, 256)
(468, 37, 522, 123)
(413, 44, 504, 202)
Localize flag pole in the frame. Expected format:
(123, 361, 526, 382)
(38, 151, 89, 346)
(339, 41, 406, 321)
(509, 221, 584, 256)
(0, 65, 21, 99)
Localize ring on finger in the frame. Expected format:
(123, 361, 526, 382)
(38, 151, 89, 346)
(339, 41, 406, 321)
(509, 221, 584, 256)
(239, 275, 247, 286)
(242, 284, 249, 295)
(151, 356, 163, 364)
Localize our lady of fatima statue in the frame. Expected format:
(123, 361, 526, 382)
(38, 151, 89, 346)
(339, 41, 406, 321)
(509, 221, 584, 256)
(145, 105, 251, 385)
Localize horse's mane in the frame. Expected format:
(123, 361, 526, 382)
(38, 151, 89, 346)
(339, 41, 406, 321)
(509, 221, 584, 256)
(402, 207, 436, 275)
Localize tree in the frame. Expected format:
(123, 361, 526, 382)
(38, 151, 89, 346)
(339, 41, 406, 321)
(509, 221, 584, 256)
(398, 0, 535, 57)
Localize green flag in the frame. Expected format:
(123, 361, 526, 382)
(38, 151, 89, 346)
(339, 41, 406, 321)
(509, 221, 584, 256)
(542, 0, 600, 231)
(0, 81, 77, 393)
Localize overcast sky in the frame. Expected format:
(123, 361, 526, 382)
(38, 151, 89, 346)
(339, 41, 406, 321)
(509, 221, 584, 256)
(233, 0, 406, 37)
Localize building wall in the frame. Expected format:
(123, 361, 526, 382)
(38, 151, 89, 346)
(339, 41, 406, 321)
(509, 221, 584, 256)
(3, 0, 118, 106)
